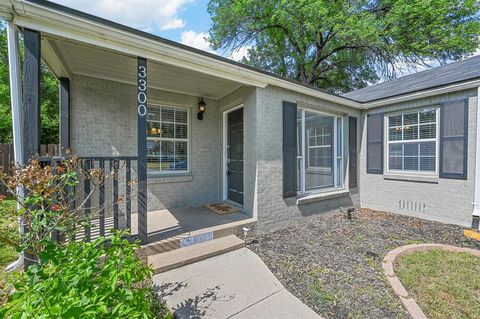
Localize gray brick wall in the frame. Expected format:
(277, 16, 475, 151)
(70, 73, 478, 234)
(359, 89, 477, 226)
(71, 75, 223, 211)
(253, 85, 361, 232)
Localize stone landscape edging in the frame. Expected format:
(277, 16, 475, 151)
(382, 243, 480, 319)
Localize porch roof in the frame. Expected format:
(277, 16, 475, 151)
(43, 37, 243, 100)
(0, 0, 362, 106)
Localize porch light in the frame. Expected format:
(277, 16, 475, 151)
(197, 97, 206, 120)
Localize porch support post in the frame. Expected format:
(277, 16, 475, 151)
(23, 28, 41, 162)
(59, 77, 70, 155)
(6, 21, 24, 272)
(137, 57, 148, 244)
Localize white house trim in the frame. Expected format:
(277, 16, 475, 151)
(6, 21, 24, 272)
(472, 86, 480, 229)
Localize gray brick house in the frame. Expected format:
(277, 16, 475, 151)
(3, 0, 480, 248)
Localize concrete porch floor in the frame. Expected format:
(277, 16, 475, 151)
(78, 205, 253, 243)
(131, 206, 252, 243)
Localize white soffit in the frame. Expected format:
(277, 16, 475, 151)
(46, 38, 242, 99)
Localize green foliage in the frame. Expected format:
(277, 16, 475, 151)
(0, 231, 167, 318)
(0, 21, 59, 144)
(0, 198, 18, 270)
(208, 0, 480, 92)
(0, 157, 171, 318)
(0, 158, 82, 258)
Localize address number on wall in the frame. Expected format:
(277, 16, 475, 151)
(137, 63, 147, 117)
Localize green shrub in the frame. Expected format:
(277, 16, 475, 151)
(0, 158, 172, 318)
(0, 231, 170, 318)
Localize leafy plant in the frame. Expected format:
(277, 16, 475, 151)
(0, 157, 87, 260)
(0, 231, 170, 318)
(208, 0, 480, 92)
(0, 156, 170, 317)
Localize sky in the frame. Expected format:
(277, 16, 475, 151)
(50, 0, 248, 61)
(47, 0, 479, 78)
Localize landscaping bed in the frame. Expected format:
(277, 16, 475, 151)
(248, 208, 480, 319)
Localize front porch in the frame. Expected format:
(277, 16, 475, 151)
(7, 21, 258, 250)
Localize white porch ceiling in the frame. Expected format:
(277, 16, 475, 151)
(42, 37, 243, 100)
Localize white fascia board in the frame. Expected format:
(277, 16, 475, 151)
(363, 79, 480, 109)
(6, 0, 363, 109)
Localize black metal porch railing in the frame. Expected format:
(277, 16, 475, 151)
(39, 155, 139, 242)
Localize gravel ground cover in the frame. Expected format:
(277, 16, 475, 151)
(248, 208, 480, 319)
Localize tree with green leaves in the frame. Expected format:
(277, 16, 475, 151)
(0, 22, 59, 144)
(208, 0, 480, 93)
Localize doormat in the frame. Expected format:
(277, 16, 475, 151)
(205, 203, 240, 215)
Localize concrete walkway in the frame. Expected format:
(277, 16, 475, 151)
(153, 248, 322, 319)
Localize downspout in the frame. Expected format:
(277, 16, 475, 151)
(5, 21, 25, 272)
(472, 86, 480, 230)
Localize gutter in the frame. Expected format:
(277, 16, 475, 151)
(472, 86, 480, 230)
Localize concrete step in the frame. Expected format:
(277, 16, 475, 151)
(141, 219, 255, 256)
(148, 235, 245, 274)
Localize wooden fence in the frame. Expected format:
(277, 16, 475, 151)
(0, 143, 59, 195)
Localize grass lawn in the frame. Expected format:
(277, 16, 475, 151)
(396, 249, 480, 319)
(0, 198, 19, 282)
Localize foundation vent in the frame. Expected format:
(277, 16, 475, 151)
(398, 200, 426, 213)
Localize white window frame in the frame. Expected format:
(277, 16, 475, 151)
(385, 106, 440, 176)
(297, 107, 344, 194)
(146, 104, 190, 175)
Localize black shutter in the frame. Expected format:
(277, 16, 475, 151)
(283, 101, 297, 198)
(367, 112, 384, 174)
(440, 99, 468, 179)
(349, 116, 358, 187)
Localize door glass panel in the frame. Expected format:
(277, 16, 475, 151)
(304, 111, 334, 190)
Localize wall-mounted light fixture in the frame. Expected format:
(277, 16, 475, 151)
(197, 97, 206, 120)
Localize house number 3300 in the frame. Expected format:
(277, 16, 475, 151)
(137, 65, 147, 116)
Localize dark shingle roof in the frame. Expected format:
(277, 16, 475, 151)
(342, 55, 480, 103)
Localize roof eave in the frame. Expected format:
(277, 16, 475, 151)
(1, 0, 363, 109)
(363, 78, 480, 109)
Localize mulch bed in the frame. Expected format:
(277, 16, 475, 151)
(247, 208, 480, 319)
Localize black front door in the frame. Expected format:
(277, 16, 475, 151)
(227, 108, 244, 205)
